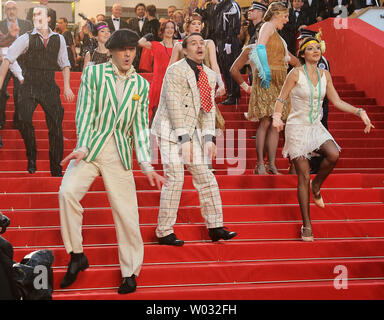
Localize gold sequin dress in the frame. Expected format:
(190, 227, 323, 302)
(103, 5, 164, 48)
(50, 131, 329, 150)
(247, 30, 290, 121)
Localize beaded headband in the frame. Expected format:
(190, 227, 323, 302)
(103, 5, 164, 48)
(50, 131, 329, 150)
(97, 24, 108, 31)
(300, 40, 320, 51)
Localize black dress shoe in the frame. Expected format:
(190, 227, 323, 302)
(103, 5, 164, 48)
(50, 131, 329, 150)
(60, 252, 89, 288)
(27, 159, 36, 174)
(220, 97, 238, 105)
(208, 227, 237, 242)
(118, 275, 137, 294)
(51, 170, 63, 177)
(158, 233, 184, 246)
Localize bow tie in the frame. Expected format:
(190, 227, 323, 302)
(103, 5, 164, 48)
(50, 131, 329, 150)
(139, 18, 144, 21)
(113, 18, 119, 21)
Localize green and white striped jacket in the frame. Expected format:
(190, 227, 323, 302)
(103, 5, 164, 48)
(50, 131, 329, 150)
(75, 62, 151, 170)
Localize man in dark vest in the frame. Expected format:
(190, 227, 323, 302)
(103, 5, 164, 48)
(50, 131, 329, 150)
(0, 6, 75, 176)
(0, 1, 33, 130)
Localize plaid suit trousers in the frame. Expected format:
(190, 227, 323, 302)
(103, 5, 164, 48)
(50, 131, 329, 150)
(155, 131, 224, 238)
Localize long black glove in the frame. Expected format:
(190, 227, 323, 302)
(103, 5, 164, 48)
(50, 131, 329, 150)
(143, 33, 154, 42)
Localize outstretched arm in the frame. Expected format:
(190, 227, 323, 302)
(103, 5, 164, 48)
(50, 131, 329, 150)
(325, 70, 374, 133)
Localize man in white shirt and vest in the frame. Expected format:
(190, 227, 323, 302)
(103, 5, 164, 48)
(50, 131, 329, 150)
(0, 6, 75, 176)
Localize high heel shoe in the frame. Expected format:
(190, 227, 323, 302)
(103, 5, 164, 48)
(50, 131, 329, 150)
(301, 225, 314, 242)
(265, 163, 282, 175)
(254, 163, 267, 175)
(310, 180, 325, 208)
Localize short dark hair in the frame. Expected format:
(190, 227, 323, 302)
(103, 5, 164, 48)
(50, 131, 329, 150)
(135, 3, 146, 11)
(59, 17, 68, 24)
(297, 36, 321, 64)
(182, 32, 203, 49)
(146, 4, 156, 17)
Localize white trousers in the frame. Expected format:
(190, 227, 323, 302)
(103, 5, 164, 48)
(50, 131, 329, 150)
(59, 137, 144, 277)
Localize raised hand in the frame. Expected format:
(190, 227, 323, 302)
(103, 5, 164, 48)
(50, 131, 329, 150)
(360, 110, 374, 133)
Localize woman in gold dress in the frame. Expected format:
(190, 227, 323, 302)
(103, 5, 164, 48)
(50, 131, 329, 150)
(247, 2, 299, 174)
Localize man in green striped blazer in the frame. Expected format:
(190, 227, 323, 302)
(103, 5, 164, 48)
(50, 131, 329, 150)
(58, 29, 166, 294)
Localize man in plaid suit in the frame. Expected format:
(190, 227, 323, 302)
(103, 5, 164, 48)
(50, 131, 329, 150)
(151, 33, 237, 246)
(58, 29, 166, 294)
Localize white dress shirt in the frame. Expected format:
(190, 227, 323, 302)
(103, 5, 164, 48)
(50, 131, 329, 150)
(138, 17, 145, 32)
(112, 15, 120, 31)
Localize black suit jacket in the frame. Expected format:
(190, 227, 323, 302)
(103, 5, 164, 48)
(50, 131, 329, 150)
(280, 8, 309, 54)
(0, 18, 33, 38)
(351, 0, 379, 9)
(303, 0, 328, 24)
(26, 7, 56, 31)
(141, 19, 161, 41)
(105, 17, 129, 33)
(127, 16, 147, 37)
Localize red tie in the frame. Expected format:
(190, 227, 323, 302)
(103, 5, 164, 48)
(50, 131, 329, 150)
(196, 65, 213, 113)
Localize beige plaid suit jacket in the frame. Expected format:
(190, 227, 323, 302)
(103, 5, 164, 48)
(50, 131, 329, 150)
(151, 58, 224, 238)
(151, 58, 216, 143)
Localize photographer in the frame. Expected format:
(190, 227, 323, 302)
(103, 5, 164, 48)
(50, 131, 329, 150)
(0, 212, 15, 299)
(0, 212, 55, 300)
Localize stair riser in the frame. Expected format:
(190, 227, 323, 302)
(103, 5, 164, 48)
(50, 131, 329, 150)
(4, 221, 384, 247)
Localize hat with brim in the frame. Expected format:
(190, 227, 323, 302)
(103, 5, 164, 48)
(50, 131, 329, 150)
(105, 28, 140, 49)
(297, 28, 317, 40)
(250, 1, 268, 11)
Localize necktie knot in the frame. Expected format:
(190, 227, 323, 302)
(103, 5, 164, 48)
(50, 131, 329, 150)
(196, 65, 213, 113)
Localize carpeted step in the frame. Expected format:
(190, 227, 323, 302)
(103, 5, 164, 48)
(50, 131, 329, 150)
(5, 220, 384, 248)
(48, 258, 384, 291)
(0, 173, 369, 192)
(0, 157, 383, 172)
(0, 186, 382, 210)
(4, 203, 384, 229)
(4, 137, 384, 150)
(52, 279, 384, 300)
(2, 147, 384, 160)
(12, 239, 384, 268)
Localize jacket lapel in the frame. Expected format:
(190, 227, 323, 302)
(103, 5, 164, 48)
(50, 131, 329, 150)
(116, 73, 138, 123)
(184, 60, 201, 113)
(104, 63, 118, 116)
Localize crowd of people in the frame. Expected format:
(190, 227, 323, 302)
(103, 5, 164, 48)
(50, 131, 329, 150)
(0, 0, 380, 298)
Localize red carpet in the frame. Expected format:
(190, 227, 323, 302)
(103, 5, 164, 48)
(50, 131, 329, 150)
(0, 71, 383, 300)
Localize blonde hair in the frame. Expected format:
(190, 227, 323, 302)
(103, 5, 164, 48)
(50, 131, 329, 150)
(263, 2, 289, 22)
(183, 13, 203, 35)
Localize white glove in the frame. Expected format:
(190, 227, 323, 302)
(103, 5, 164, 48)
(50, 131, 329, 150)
(224, 43, 232, 55)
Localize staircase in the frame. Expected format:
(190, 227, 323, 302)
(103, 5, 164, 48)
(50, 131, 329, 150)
(1, 72, 384, 300)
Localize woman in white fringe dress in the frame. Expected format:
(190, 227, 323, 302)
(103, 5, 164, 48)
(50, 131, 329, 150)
(272, 37, 374, 242)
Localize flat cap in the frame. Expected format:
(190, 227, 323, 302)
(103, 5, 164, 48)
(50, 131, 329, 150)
(105, 28, 140, 49)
